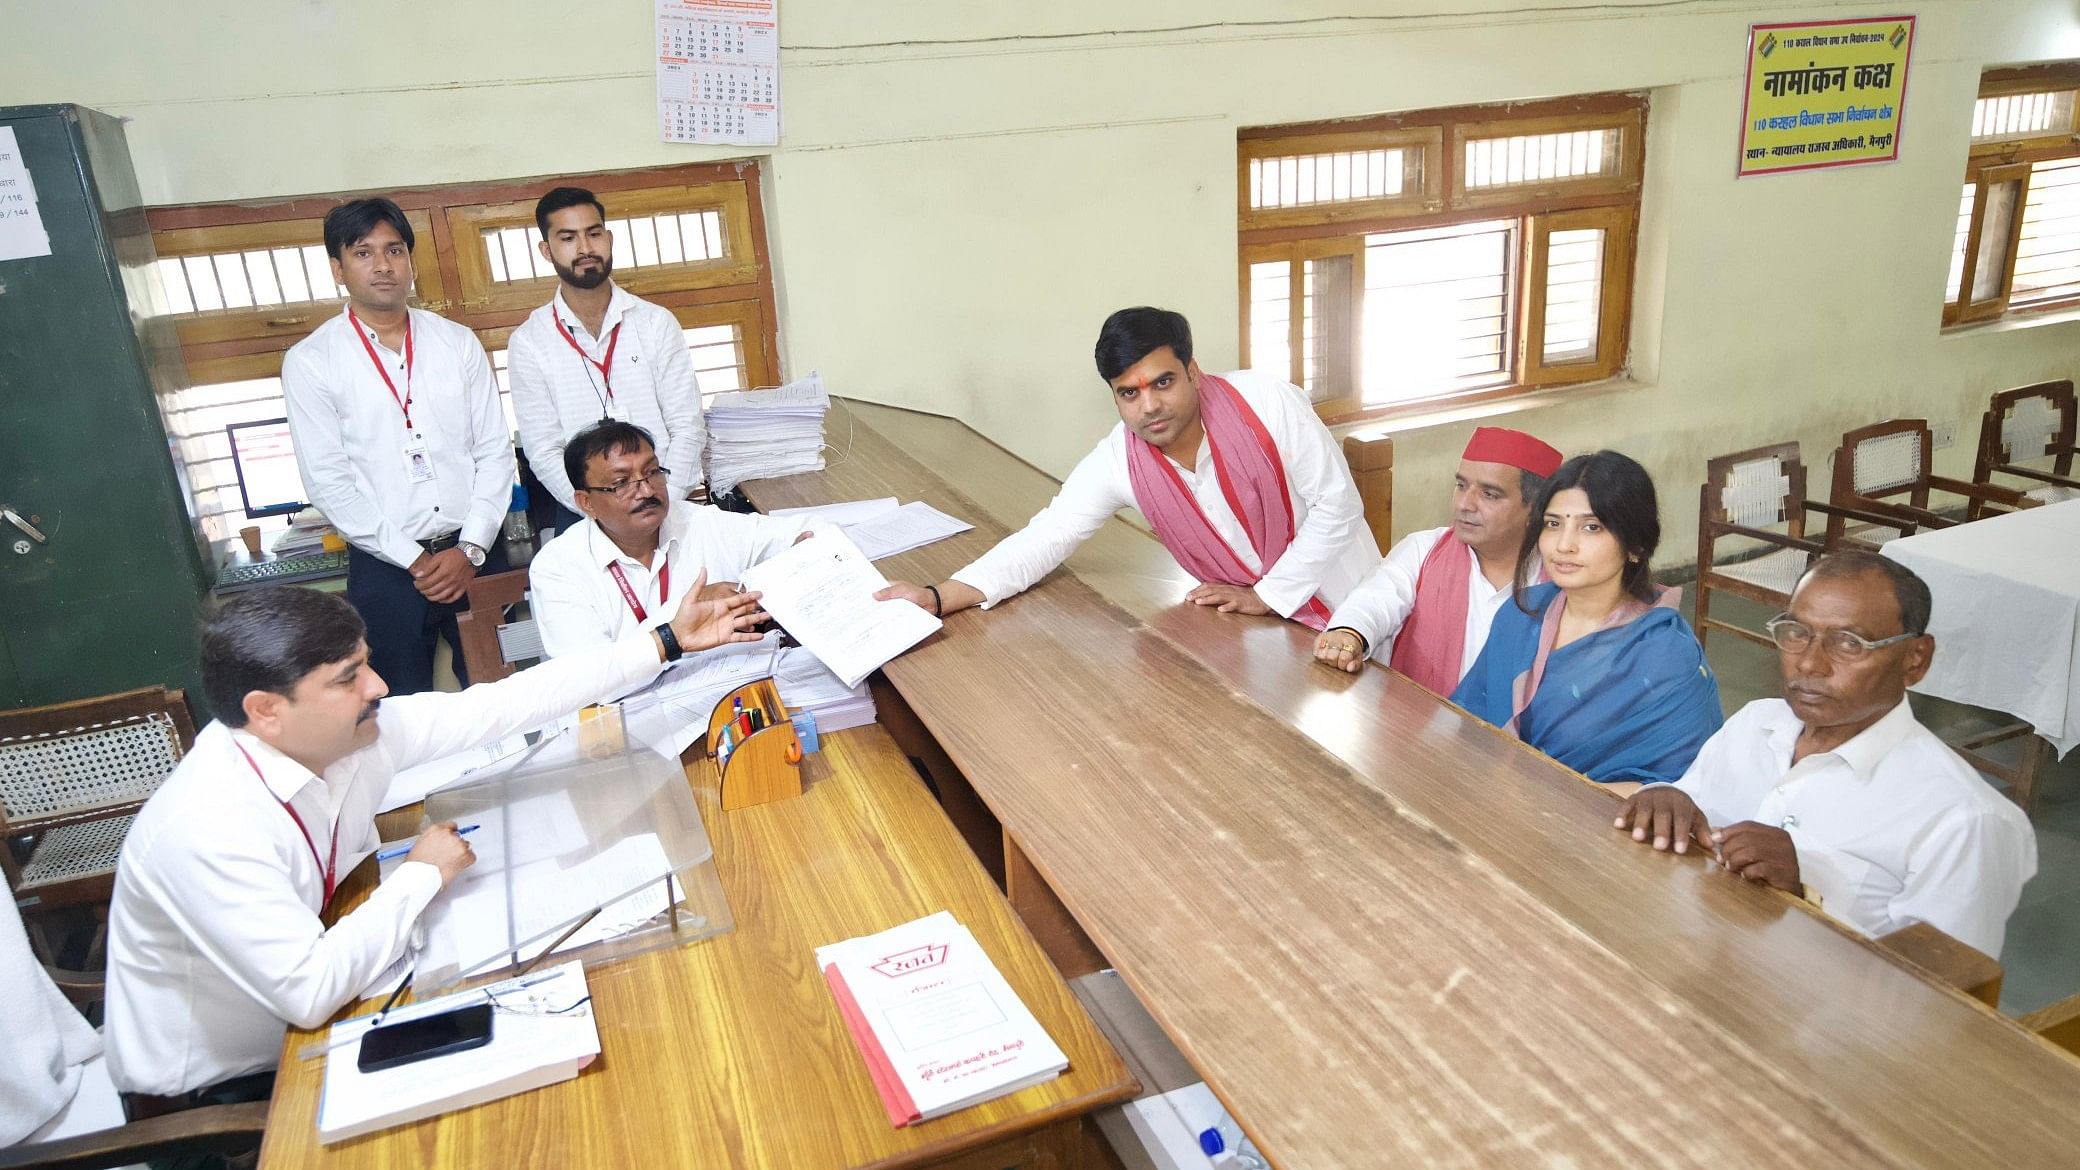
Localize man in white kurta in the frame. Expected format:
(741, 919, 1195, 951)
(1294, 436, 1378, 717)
(105, 584, 766, 1101)
(878, 309, 1375, 625)
(2, 893, 120, 1146)
(1315, 426, 1562, 693)
(506, 187, 706, 524)
(1615, 553, 2035, 958)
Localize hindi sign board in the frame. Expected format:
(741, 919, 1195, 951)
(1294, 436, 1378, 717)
(1738, 16, 1915, 177)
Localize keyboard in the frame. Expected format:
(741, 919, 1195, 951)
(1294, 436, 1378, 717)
(214, 549, 351, 593)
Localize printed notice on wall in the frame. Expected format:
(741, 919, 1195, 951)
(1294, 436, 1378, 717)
(657, 0, 779, 146)
(1738, 16, 1914, 177)
(0, 127, 53, 261)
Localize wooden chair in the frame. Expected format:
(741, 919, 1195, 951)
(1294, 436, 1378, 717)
(455, 568, 541, 684)
(1694, 442, 1905, 650)
(0, 1101, 269, 1170)
(1875, 921, 2002, 1009)
(1341, 433, 1393, 555)
(2022, 992, 2080, 1059)
(0, 688, 195, 959)
(1825, 418, 2037, 546)
(1971, 379, 2080, 517)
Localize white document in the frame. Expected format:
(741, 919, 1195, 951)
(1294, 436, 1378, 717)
(0, 127, 51, 262)
(739, 528, 941, 689)
(843, 501, 975, 562)
(770, 497, 899, 526)
(319, 961, 599, 1143)
(656, 0, 779, 146)
(381, 735, 531, 813)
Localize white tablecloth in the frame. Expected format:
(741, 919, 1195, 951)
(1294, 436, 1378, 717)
(1883, 499, 2080, 756)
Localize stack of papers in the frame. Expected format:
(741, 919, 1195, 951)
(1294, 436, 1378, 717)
(739, 528, 941, 689)
(705, 371, 830, 494)
(616, 634, 877, 760)
(818, 911, 1068, 1127)
(319, 961, 599, 1143)
(771, 497, 975, 562)
(271, 507, 340, 555)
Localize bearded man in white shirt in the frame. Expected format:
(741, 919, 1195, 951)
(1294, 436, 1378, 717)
(1615, 551, 2036, 958)
(529, 419, 810, 660)
(877, 307, 1377, 627)
(104, 582, 765, 1113)
(283, 197, 516, 695)
(1312, 426, 1562, 693)
(507, 187, 706, 533)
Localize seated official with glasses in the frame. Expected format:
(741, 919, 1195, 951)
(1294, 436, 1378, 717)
(528, 420, 816, 666)
(1614, 551, 2035, 959)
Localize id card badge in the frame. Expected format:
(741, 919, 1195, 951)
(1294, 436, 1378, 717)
(402, 439, 437, 484)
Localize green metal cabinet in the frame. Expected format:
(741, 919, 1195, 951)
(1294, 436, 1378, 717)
(0, 105, 210, 711)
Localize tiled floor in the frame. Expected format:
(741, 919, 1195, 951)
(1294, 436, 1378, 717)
(1689, 591, 2078, 1017)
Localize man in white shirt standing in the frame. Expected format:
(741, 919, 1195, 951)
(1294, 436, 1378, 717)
(105, 583, 766, 1115)
(1313, 426, 1562, 694)
(877, 307, 1377, 627)
(529, 420, 808, 660)
(1615, 552, 2036, 958)
(283, 197, 516, 694)
(507, 186, 706, 533)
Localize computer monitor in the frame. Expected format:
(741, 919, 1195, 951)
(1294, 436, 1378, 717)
(226, 418, 309, 519)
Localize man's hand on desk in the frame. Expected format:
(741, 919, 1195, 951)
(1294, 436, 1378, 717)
(410, 548, 476, 604)
(666, 570, 768, 653)
(1614, 786, 1716, 856)
(407, 821, 477, 887)
(875, 579, 982, 618)
(1186, 583, 1271, 616)
(1314, 627, 1368, 673)
(1713, 822, 1802, 893)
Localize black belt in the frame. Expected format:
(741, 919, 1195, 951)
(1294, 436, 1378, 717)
(417, 531, 463, 552)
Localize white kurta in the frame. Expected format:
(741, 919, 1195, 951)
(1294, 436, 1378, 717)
(1324, 525, 1533, 681)
(949, 369, 1377, 617)
(1673, 697, 2037, 958)
(0, 892, 102, 1144)
(105, 637, 666, 1096)
(507, 285, 706, 512)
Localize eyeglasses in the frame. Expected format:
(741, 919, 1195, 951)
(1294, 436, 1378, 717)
(1763, 615, 1921, 661)
(579, 467, 670, 501)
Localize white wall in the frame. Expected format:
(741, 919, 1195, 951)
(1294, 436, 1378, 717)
(6, 0, 2078, 561)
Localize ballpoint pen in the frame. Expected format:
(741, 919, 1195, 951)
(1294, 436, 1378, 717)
(374, 823, 480, 863)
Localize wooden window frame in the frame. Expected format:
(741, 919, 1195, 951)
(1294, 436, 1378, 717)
(1238, 94, 1647, 424)
(1945, 63, 2080, 328)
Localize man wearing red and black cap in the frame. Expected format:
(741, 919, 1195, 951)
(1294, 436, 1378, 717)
(1314, 426, 1564, 694)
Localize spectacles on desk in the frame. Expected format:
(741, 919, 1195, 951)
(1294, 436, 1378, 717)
(579, 468, 671, 501)
(1763, 615, 1921, 661)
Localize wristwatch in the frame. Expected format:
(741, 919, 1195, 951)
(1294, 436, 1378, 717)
(459, 541, 487, 568)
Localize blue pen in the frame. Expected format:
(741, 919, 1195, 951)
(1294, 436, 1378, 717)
(375, 823, 479, 863)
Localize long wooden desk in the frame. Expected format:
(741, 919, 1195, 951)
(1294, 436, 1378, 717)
(739, 400, 2080, 1169)
(260, 726, 1135, 1169)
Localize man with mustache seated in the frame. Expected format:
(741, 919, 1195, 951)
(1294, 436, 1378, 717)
(103, 581, 767, 1119)
(877, 307, 1378, 628)
(528, 420, 813, 664)
(1615, 551, 2036, 959)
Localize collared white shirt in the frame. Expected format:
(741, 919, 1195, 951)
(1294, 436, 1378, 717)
(283, 306, 517, 568)
(1326, 525, 1537, 681)
(949, 369, 1378, 618)
(530, 500, 808, 660)
(1674, 697, 2036, 958)
(507, 285, 705, 513)
(104, 637, 665, 1097)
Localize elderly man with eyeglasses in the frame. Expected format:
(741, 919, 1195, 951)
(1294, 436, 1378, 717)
(1613, 550, 2036, 959)
(528, 420, 815, 666)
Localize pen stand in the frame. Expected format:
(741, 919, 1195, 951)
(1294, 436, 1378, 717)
(706, 678, 803, 811)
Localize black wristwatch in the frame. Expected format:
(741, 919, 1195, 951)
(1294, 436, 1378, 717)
(655, 622, 684, 662)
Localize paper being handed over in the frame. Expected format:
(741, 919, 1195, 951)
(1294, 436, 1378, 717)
(739, 528, 942, 688)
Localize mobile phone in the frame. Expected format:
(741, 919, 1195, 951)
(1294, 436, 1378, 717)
(356, 1003, 494, 1073)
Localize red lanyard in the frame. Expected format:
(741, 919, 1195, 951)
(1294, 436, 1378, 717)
(607, 560, 669, 622)
(554, 316, 622, 402)
(348, 308, 416, 429)
(235, 740, 339, 906)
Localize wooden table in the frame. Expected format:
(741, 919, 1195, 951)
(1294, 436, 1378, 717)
(737, 400, 2080, 1170)
(259, 726, 1135, 1169)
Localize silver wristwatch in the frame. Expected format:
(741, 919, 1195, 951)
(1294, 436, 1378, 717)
(459, 541, 487, 568)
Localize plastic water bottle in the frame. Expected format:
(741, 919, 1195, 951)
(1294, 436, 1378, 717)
(502, 483, 537, 566)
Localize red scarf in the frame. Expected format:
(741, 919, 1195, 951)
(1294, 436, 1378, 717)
(1388, 532, 1475, 694)
(1123, 373, 1331, 630)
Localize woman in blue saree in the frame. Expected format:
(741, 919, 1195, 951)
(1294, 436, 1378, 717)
(1451, 450, 1722, 784)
